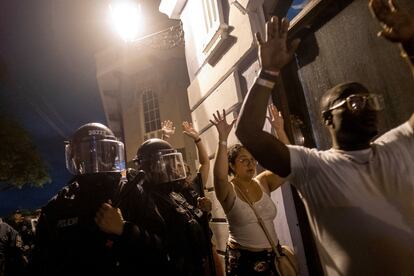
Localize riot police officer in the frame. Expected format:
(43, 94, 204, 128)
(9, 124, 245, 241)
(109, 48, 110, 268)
(98, 138, 210, 276)
(134, 138, 211, 275)
(31, 123, 167, 276)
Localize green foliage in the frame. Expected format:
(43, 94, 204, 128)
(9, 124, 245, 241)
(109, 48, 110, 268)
(0, 117, 51, 189)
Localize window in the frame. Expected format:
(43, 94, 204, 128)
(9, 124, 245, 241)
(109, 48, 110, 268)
(287, 0, 314, 20)
(201, 0, 229, 63)
(142, 88, 161, 133)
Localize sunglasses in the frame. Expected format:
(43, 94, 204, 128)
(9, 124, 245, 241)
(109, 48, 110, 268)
(325, 94, 384, 113)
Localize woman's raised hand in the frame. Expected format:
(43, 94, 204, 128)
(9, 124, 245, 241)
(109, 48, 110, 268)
(210, 109, 236, 141)
(182, 121, 199, 141)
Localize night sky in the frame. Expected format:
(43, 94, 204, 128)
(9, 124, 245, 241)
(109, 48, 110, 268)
(0, 1, 117, 216)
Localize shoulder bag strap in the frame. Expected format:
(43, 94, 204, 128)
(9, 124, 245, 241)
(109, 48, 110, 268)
(234, 184, 281, 258)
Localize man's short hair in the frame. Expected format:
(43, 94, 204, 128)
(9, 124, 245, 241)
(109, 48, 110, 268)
(320, 82, 370, 115)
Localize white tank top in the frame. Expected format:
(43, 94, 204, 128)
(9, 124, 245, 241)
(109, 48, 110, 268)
(226, 185, 278, 249)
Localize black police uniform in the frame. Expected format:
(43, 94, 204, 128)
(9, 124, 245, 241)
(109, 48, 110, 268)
(0, 220, 27, 276)
(140, 179, 209, 276)
(31, 172, 169, 276)
(129, 138, 212, 275)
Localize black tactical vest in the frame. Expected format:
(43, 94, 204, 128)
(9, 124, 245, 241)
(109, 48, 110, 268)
(32, 173, 123, 276)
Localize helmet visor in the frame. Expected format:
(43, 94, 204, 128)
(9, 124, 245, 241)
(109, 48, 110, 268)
(65, 139, 125, 175)
(149, 151, 187, 183)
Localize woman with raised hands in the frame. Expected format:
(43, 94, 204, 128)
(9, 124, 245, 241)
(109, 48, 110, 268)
(210, 107, 289, 276)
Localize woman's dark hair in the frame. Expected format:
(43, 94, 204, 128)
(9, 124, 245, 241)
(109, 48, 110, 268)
(227, 144, 245, 176)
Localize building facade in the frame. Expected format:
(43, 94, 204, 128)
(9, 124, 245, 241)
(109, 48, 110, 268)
(95, 34, 198, 172)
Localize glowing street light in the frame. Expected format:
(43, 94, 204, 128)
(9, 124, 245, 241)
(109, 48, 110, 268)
(109, 0, 142, 42)
(108, 0, 184, 49)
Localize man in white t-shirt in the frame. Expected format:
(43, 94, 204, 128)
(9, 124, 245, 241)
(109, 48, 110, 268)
(235, 3, 414, 275)
(286, 82, 414, 275)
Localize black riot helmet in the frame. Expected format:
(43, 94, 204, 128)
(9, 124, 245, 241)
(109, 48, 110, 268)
(65, 123, 125, 175)
(133, 138, 186, 184)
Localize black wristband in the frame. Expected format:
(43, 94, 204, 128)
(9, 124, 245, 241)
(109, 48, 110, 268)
(195, 138, 201, 143)
(259, 70, 279, 82)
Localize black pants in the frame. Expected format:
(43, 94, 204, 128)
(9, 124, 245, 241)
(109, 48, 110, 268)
(225, 245, 279, 276)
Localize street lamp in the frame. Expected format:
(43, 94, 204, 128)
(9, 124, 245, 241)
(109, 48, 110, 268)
(109, 0, 143, 42)
(108, 0, 183, 49)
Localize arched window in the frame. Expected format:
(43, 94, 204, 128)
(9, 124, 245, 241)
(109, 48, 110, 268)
(142, 88, 161, 133)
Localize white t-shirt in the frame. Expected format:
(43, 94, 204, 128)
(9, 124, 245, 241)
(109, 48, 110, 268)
(288, 122, 414, 276)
